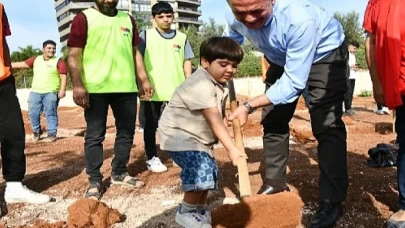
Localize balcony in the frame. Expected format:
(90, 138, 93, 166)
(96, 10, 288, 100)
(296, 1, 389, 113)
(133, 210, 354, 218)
(177, 7, 201, 16)
(177, 16, 203, 25)
(177, 0, 201, 6)
(70, 2, 94, 9)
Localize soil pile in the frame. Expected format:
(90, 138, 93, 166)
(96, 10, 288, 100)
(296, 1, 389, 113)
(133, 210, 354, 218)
(213, 192, 304, 228)
(67, 198, 123, 228)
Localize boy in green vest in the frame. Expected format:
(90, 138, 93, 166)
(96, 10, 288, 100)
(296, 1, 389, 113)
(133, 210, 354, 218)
(67, 0, 153, 200)
(139, 1, 194, 173)
(12, 40, 67, 143)
(158, 37, 246, 228)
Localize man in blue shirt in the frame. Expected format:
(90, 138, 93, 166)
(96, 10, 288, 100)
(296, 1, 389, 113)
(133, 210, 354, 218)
(225, 0, 348, 227)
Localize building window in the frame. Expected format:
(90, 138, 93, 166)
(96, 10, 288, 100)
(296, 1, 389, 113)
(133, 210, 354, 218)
(55, 0, 71, 12)
(57, 12, 69, 22)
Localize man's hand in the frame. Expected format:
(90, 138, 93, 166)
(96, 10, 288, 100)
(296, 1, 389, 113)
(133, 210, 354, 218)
(140, 80, 154, 100)
(228, 105, 249, 127)
(58, 90, 66, 99)
(228, 146, 248, 166)
(73, 85, 90, 108)
(373, 81, 385, 105)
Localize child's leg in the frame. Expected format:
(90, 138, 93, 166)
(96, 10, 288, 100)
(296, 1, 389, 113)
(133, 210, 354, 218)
(180, 190, 204, 213)
(197, 190, 209, 212)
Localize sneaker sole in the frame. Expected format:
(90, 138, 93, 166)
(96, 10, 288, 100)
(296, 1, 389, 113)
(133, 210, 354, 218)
(5, 197, 50, 204)
(110, 179, 145, 188)
(175, 214, 212, 228)
(147, 167, 168, 173)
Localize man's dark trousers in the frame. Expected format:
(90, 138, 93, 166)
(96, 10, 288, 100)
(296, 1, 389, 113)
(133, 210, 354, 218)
(262, 44, 349, 203)
(84, 93, 137, 184)
(0, 76, 26, 182)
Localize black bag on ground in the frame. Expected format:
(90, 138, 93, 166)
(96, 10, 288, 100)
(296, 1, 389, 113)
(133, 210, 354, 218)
(367, 143, 398, 168)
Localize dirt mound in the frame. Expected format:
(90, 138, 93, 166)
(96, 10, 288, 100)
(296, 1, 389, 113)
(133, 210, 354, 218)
(213, 192, 304, 228)
(67, 198, 124, 228)
(14, 220, 65, 228)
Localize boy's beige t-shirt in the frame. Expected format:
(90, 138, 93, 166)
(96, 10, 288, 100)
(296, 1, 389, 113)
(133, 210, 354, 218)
(158, 68, 229, 157)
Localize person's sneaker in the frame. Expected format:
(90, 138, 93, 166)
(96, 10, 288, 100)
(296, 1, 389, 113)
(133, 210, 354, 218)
(200, 209, 212, 224)
(5, 185, 51, 204)
(111, 172, 145, 188)
(344, 109, 355, 116)
(43, 134, 57, 142)
(33, 132, 41, 142)
(175, 209, 212, 228)
(382, 107, 391, 115)
(375, 109, 385, 115)
(146, 156, 168, 173)
(84, 182, 102, 200)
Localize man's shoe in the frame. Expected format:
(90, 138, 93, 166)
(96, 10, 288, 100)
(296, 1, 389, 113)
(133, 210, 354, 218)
(5, 185, 51, 204)
(386, 219, 405, 228)
(344, 109, 355, 116)
(309, 200, 343, 228)
(257, 184, 290, 195)
(111, 172, 145, 188)
(43, 134, 57, 142)
(33, 132, 41, 142)
(146, 156, 168, 173)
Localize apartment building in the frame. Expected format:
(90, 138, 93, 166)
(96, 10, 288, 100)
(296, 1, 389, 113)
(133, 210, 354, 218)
(54, 0, 152, 49)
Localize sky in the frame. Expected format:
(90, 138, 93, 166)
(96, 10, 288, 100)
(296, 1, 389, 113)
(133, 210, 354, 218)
(2, 0, 369, 54)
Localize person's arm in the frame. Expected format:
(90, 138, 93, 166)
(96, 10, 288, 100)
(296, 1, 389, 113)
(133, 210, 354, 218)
(202, 107, 246, 166)
(183, 39, 194, 78)
(365, 32, 385, 105)
(57, 59, 67, 98)
(228, 20, 318, 126)
(11, 61, 30, 69)
(67, 12, 89, 108)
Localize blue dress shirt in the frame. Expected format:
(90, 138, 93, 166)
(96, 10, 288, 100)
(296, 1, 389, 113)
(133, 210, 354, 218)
(223, 0, 345, 105)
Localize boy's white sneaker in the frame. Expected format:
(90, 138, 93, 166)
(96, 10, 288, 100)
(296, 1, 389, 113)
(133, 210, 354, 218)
(5, 185, 51, 204)
(175, 210, 212, 228)
(200, 209, 212, 224)
(146, 156, 168, 173)
(382, 107, 391, 115)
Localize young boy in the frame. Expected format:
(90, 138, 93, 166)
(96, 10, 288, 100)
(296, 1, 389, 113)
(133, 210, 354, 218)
(138, 1, 194, 173)
(158, 37, 246, 228)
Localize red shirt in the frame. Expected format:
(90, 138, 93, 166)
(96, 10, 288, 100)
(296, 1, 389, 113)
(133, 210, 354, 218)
(67, 11, 141, 48)
(363, 0, 404, 108)
(25, 56, 67, 74)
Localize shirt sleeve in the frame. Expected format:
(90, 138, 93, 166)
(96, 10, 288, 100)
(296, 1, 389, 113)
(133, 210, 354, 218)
(2, 5, 11, 36)
(129, 15, 141, 47)
(266, 20, 317, 105)
(67, 12, 87, 48)
(138, 30, 146, 56)
(180, 78, 217, 111)
(184, 39, 194, 60)
(24, 56, 37, 68)
(57, 58, 67, 74)
(363, 0, 378, 34)
(222, 24, 245, 45)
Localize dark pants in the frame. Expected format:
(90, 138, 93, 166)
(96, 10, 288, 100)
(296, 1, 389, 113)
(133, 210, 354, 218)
(377, 103, 384, 110)
(344, 79, 356, 111)
(143, 101, 165, 160)
(84, 93, 137, 184)
(395, 96, 405, 209)
(0, 76, 26, 182)
(262, 44, 349, 202)
(138, 101, 145, 129)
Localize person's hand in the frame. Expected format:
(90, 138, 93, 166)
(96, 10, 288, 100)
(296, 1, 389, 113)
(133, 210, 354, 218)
(228, 105, 249, 127)
(58, 90, 66, 99)
(73, 85, 90, 108)
(140, 80, 154, 100)
(228, 146, 248, 166)
(373, 81, 385, 106)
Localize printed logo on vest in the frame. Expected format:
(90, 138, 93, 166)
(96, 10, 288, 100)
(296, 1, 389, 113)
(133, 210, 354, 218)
(121, 27, 130, 37)
(173, 44, 181, 52)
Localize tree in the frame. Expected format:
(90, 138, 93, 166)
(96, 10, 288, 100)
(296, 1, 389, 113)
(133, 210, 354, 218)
(134, 12, 151, 32)
(11, 45, 42, 88)
(334, 11, 367, 69)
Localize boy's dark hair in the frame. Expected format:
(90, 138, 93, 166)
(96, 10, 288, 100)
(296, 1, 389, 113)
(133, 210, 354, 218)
(200, 37, 244, 64)
(152, 2, 174, 17)
(43, 40, 56, 48)
(350, 41, 360, 48)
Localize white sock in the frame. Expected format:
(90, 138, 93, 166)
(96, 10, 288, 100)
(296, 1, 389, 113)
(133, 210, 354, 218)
(6, 182, 23, 192)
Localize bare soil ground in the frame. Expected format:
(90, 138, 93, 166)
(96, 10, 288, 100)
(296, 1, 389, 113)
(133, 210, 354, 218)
(0, 96, 398, 227)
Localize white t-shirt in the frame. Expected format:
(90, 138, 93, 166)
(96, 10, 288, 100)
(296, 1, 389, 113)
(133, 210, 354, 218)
(348, 52, 356, 79)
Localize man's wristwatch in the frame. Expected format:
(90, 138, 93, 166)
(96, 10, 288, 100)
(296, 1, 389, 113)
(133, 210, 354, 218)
(243, 101, 256, 114)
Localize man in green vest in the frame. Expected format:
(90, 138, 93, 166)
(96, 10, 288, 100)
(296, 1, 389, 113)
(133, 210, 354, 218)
(139, 1, 194, 173)
(12, 40, 67, 143)
(67, 0, 154, 200)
